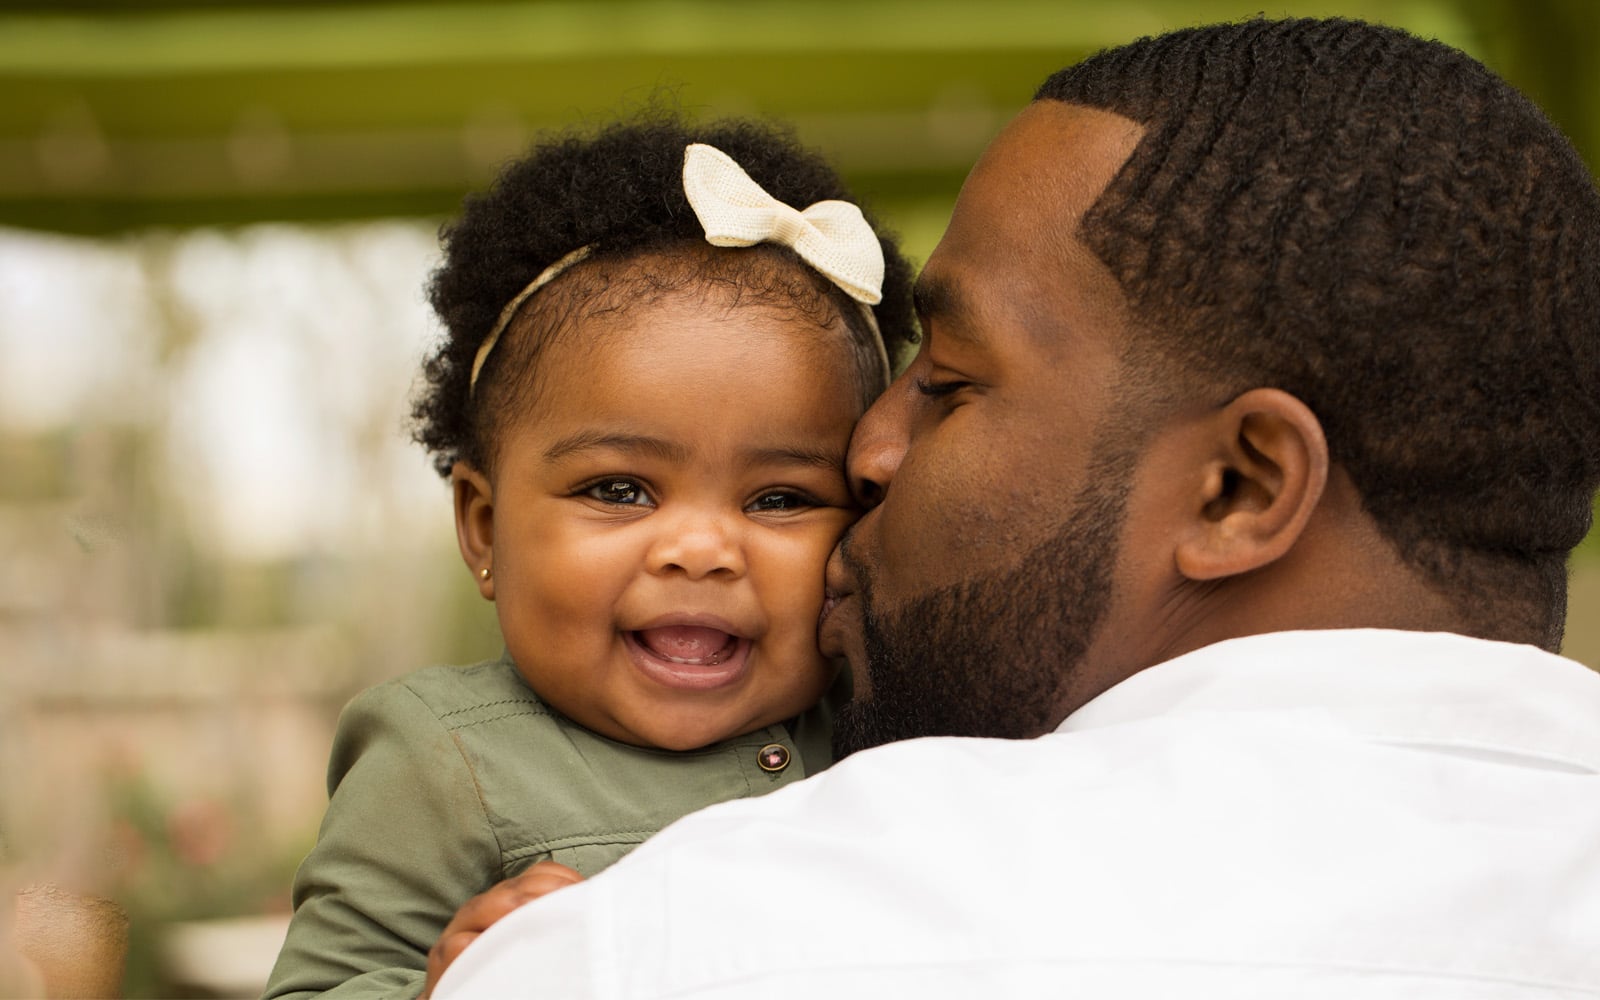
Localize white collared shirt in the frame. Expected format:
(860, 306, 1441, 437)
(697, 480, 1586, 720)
(437, 629, 1600, 999)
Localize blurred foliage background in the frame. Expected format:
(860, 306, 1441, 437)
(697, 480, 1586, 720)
(1, 1, 1596, 996)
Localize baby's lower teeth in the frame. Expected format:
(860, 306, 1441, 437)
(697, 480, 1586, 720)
(663, 649, 727, 666)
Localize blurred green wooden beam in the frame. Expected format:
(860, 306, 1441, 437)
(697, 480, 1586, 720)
(0, 44, 1068, 232)
(0, 1, 1310, 74)
(0, 0, 1526, 234)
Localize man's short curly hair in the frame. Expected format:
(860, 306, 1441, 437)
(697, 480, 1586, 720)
(413, 112, 916, 479)
(1036, 18, 1600, 648)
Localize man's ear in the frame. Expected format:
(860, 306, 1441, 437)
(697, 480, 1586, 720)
(451, 461, 496, 600)
(1174, 388, 1329, 582)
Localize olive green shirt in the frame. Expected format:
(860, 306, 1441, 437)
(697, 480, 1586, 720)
(263, 654, 837, 999)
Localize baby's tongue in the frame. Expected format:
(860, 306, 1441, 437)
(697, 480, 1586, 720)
(637, 626, 732, 664)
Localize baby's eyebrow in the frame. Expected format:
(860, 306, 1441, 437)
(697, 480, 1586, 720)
(741, 445, 845, 471)
(543, 434, 840, 472)
(543, 431, 689, 464)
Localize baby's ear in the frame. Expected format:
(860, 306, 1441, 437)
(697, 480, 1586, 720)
(451, 461, 496, 600)
(1174, 388, 1329, 582)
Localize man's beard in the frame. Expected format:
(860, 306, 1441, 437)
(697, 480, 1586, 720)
(832, 449, 1131, 759)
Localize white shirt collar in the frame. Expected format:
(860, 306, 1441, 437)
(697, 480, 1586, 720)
(1058, 629, 1600, 774)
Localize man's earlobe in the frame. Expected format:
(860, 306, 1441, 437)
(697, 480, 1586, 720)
(1175, 388, 1329, 582)
(451, 461, 497, 600)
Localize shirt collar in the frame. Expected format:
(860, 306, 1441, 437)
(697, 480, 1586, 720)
(1057, 629, 1600, 774)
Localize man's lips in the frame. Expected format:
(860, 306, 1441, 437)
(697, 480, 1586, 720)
(823, 533, 859, 605)
(817, 594, 852, 661)
(818, 544, 860, 660)
(818, 593, 841, 629)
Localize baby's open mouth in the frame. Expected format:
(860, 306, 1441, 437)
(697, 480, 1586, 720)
(632, 625, 738, 666)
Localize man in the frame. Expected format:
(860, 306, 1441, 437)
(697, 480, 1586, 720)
(436, 18, 1600, 998)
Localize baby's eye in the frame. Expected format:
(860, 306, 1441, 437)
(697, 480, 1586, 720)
(585, 479, 653, 506)
(747, 490, 815, 513)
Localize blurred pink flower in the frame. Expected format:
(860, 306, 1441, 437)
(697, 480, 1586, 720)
(166, 799, 234, 868)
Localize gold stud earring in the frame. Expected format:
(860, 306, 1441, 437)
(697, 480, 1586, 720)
(479, 567, 491, 581)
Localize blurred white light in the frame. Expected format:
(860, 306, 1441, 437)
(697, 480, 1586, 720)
(0, 228, 160, 428)
(0, 222, 451, 560)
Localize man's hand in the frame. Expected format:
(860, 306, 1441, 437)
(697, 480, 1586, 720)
(422, 860, 585, 997)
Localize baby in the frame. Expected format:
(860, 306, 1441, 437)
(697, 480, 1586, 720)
(262, 114, 916, 999)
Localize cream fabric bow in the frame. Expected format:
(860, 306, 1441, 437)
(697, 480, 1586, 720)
(682, 143, 885, 305)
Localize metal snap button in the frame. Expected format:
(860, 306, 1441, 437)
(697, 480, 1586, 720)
(757, 743, 791, 773)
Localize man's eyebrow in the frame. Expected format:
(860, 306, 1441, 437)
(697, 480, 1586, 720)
(543, 431, 689, 464)
(911, 272, 952, 322)
(912, 272, 982, 346)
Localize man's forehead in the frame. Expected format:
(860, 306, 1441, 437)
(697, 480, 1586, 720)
(917, 102, 1144, 345)
(955, 101, 1143, 248)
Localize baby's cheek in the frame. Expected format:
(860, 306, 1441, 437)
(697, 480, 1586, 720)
(775, 527, 842, 600)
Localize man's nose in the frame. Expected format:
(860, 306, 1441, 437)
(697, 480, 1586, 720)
(848, 373, 913, 509)
(646, 509, 747, 580)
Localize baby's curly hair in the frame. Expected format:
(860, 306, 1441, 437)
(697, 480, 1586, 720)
(1038, 18, 1600, 648)
(413, 112, 917, 479)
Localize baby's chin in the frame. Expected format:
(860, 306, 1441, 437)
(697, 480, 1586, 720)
(607, 705, 793, 753)
(597, 684, 828, 752)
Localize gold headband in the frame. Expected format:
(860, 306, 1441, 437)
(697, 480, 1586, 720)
(468, 245, 592, 392)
